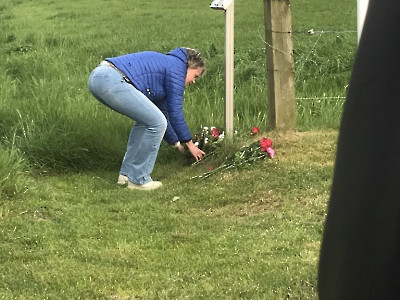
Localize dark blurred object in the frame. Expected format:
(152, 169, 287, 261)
(318, 0, 400, 299)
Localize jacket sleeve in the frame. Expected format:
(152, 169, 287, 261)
(164, 66, 192, 143)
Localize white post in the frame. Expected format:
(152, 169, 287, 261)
(210, 0, 234, 138)
(357, 0, 369, 43)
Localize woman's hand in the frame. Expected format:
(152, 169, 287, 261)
(176, 144, 185, 153)
(173, 141, 185, 153)
(186, 140, 206, 161)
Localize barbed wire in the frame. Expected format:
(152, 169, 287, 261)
(293, 29, 357, 35)
(294, 30, 324, 76)
(296, 96, 346, 101)
(257, 26, 356, 60)
(256, 26, 354, 103)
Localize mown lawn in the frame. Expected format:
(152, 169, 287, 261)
(1, 131, 337, 299)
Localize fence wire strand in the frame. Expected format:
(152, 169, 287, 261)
(257, 26, 355, 102)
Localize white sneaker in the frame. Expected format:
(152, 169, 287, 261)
(117, 175, 129, 186)
(127, 180, 163, 191)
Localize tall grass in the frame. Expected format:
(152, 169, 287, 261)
(0, 0, 357, 195)
(0, 136, 27, 198)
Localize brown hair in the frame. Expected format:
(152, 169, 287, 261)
(185, 48, 206, 76)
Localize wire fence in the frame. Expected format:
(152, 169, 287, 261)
(297, 96, 346, 101)
(258, 27, 356, 103)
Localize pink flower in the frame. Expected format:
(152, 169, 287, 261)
(251, 126, 260, 134)
(210, 127, 220, 139)
(266, 147, 275, 158)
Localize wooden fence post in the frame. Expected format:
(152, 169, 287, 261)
(263, 0, 296, 130)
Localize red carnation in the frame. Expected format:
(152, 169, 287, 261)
(211, 127, 220, 139)
(260, 137, 273, 152)
(251, 126, 260, 135)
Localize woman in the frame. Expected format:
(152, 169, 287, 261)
(88, 47, 206, 191)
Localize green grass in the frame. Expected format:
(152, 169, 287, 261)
(1, 130, 337, 299)
(0, 136, 28, 197)
(0, 0, 356, 297)
(0, 0, 356, 174)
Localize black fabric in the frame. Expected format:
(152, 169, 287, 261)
(318, 0, 400, 299)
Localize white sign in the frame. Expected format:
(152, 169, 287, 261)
(210, 0, 234, 10)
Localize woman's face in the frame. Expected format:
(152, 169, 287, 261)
(185, 67, 203, 86)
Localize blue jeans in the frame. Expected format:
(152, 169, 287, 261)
(88, 65, 167, 185)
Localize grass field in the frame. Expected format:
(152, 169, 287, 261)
(0, 0, 356, 298)
(1, 130, 337, 299)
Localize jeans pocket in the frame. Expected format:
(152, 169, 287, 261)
(89, 67, 117, 97)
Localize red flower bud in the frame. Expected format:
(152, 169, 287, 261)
(251, 126, 260, 134)
(210, 127, 220, 139)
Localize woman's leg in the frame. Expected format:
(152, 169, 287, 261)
(122, 117, 166, 185)
(119, 123, 146, 178)
(88, 66, 167, 185)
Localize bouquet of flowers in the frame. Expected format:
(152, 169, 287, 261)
(193, 126, 225, 154)
(191, 126, 275, 179)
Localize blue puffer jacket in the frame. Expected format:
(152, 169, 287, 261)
(107, 48, 191, 145)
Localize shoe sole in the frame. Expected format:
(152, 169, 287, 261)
(127, 182, 162, 191)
